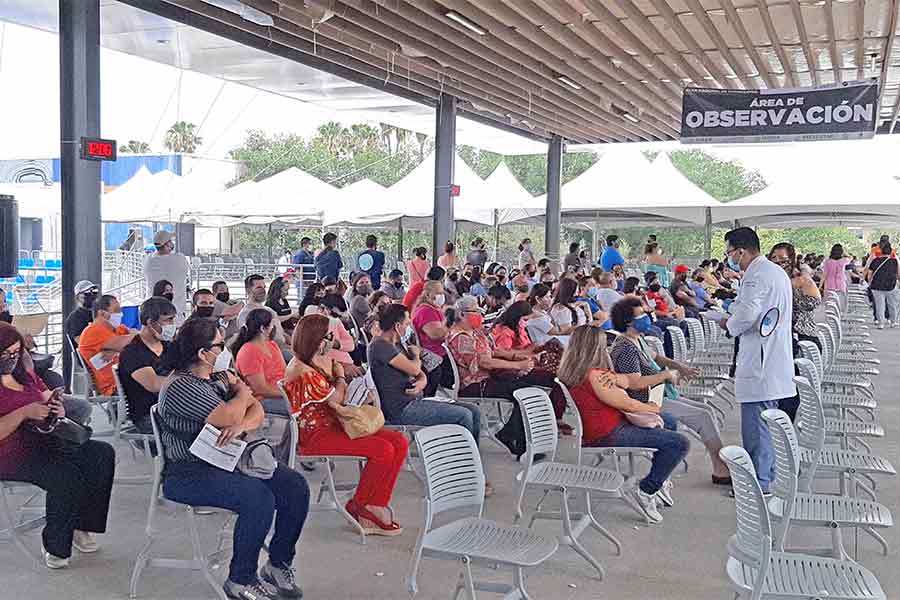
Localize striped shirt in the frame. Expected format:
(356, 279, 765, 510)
(158, 371, 228, 463)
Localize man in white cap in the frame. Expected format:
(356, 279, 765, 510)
(143, 230, 190, 314)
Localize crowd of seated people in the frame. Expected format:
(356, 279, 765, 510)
(4, 227, 891, 599)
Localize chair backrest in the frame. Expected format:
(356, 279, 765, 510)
(666, 326, 688, 363)
(441, 342, 461, 398)
(276, 380, 299, 469)
(555, 378, 589, 464)
(760, 409, 800, 551)
(644, 336, 665, 359)
(816, 324, 835, 367)
(682, 318, 706, 357)
(796, 342, 824, 382)
(414, 424, 484, 521)
(111, 364, 129, 433)
(514, 387, 559, 461)
(793, 375, 825, 457)
(148, 405, 167, 520)
(719, 445, 772, 577)
(793, 356, 821, 394)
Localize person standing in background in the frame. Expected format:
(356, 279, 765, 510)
(407, 247, 430, 286)
(315, 232, 343, 282)
(864, 240, 900, 329)
(437, 241, 458, 270)
(719, 227, 794, 494)
(518, 238, 536, 271)
(357, 234, 386, 290)
(143, 230, 190, 315)
(821, 244, 851, 312)
(466, 237, 488, 269)
(600, 235, 625, 273)
(562, 242, 581, 274)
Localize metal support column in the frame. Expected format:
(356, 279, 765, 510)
(60, 0, 102, 384)
(433, 94, 456, 264)
(545, 135, 564, 266)
(703, 207, 713, 259)
(397, 217, 404, 268)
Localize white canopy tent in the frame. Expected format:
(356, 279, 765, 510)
(102, 167, 225, 223)
(462, 162, 544, 226)
(710, 171, 900, 227)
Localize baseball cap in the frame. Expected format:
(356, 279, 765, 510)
(154, 230, 175, 246)
(74, 280, 98, 295)
(674, 264, 690, 274)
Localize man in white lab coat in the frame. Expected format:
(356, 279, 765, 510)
(719, 228, 795, 493)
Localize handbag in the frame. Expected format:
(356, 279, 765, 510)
(331, 403, 385, 440)
(235, 433, 277, 479)
(27, 416, 93, 452)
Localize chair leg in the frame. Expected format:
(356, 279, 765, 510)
(188, 509, 228, 600)
(585, 491, 622, 556)
(461, 557, 477, 600)
(513, 567, 531, 600)
(326, 462, 366, 545)
(0, 486, 44, 568)
(561, 489, 604, 580)
(129, 536, 154, 599)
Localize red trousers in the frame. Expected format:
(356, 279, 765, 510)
(302, 427, 409, 508)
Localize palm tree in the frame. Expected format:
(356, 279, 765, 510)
(317, 121, 347, 155)
(119, 140, 151, 154)
(164, 121, 203, 153)
(415, 132, 430, 161)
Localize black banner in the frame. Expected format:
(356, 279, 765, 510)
(680, 80, 878, 143)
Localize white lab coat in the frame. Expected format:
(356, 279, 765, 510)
(726, 255, 796, 403)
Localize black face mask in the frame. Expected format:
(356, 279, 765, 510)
(393, 281, 404, 289)
(163, 292, 174, 302)
(81, 293, 96, 309)
(195, 306, 215, 318)
(649, 283, 661, 293)
(216, 292, 230, 303)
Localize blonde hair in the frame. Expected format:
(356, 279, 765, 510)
(557, 325, 612, 387)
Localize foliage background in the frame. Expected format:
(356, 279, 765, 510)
(221, 122, 877, 265)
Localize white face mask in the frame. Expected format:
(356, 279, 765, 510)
(159, 323, 177, 342)
(434, 293, 446, 307)
(108, 312, 123, 329)
(213, 348, 232, 372)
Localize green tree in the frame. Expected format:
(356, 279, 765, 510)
(119, 140, 151, 154)
(163, 121, 203, 153)
(670, 149, 766, 202)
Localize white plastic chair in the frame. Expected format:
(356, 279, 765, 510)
(720, 445, 885, 600)
(129, 406, 236, 600)
(71, 341, 118, 438)
(0, 482, 46, 567)
(406, 424, 558, 599)
(275, 380, 367, 544)
(796, 343, 877, 419)
(110, 365, 155, 484)
(762, 408, 892, 558)
(66, 334, 89, 398)
(513, 387, 630, 579)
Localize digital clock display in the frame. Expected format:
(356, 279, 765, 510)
(79, 137, 117, 161)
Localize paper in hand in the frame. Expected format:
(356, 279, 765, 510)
(189, 424, 247, 472)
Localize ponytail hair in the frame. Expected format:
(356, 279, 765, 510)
(229, 308, 273, 357)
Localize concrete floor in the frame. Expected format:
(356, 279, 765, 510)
(1, 328, 898, 600)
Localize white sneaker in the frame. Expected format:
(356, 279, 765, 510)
(629, 488, 663, 524)
(43, 549, 69, 569)
(655, 479, 675, 508)
(72, 530, 99, 553)
(877, 322, 885, 330)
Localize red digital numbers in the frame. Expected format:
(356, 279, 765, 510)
(80, 137, 117, 161)
(88, 142, 112, 157)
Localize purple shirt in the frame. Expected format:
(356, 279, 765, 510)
(0, 373, 45, 473)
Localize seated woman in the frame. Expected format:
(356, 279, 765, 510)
(447, 296, 548, 460)
(549, 278, 591, 335)
(0, 323, 115, 570)
(285, 314, 409, 536)
(526, 283, 570, 346)
(265, 276, 298, 340)
(347, 272, 373, 329)
(411, 281, 453, 396)
(298, 283, 326, 317)
(363, 291, 391, 340)
(232, 308, 287, 415)
(152, 279, 175, 303)
(157, 318, 308, 599)
(609, 297, 730, 486)
(557, 325, 690, 524)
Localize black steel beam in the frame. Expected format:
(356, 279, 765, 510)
(433, 94, 456, 262)
(545, 135, 563, 263)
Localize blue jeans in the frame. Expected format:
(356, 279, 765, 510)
(392, 400, 482, 447)
(740, 401, 778, 493)
(163, 462, 310, 585)
(590, 423, 690, 495)
(261, 397, 289, 416)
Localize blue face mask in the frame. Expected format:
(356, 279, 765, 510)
(587, 287, 600, 299)
(632, 314, 653, 333)
(726, 250, 742, 272)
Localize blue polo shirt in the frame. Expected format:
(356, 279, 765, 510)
(600, 246, 624, 272)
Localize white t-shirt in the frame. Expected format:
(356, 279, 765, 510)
(594, 288, 623, 312)
(550, 304, 588, 329)
(526, 313, 569, 347)
(144, 252, 190, 304)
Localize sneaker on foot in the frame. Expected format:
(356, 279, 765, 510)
(655, 480, 675, 508)
(877, 322, 885, 330)
(260, 561, 303, 598)
(223, 578, 279, 600)
(629, 488, 663, 524)
(72, 530, 99, 553)
(43, 549, 69, 570)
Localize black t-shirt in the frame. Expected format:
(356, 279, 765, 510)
(869, 256, 898, 291)
(118, 336, 168, 422)
(64, 307, 93, 347)
(266, 298, 293, 317)
(0, 311, 11, 324)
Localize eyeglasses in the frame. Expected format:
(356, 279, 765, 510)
(0, 349, 21, 361)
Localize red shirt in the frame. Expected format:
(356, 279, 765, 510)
(0, 373, 47, 473)
(570, 371, 624, 445)
(412, 303, 446, 357)
(645, 290, 670, 314)
(402, 281, 425, 311)
(285, 369, 342, 446)
(490, 322, 532, 351)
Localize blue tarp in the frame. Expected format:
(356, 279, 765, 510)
(51, 154, 182, 185)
